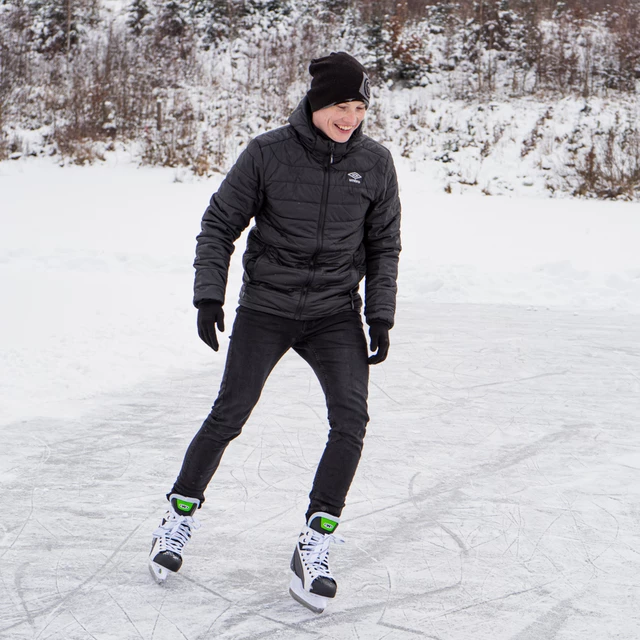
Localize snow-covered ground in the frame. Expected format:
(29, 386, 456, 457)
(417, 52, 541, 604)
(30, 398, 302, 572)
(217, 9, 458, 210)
(1, 155, 640, 639)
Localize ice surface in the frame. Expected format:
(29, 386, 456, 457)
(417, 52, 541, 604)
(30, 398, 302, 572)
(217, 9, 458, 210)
(1, 158, 639, 639)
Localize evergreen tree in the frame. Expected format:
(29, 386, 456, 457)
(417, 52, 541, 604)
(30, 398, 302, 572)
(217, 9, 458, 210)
(190, 0, 234, 46)
(127, 0, 152, 37)
(156, 0, 188, 39)
(23, 0, 98, 56)
(25, 0, 77, 55)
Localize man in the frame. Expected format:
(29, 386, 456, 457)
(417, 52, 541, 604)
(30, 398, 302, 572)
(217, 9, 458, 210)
(149, 52, 401, 614)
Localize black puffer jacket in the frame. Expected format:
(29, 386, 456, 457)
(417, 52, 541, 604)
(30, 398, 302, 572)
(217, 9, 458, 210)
(194, 98, 401, 327)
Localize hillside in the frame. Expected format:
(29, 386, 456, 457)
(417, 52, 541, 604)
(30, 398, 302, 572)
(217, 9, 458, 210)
(1, 0, 639, 198)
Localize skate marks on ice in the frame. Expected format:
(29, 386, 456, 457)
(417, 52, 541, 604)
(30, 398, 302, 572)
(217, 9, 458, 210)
(343, 304, 640, 639)
(507, 596, 576, 640)
(1, 304, 640, 639)
(0, 381, 216, 639)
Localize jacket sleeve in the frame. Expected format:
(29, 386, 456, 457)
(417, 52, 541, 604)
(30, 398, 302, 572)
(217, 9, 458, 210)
(363, 152, 402, 328)
(193, 139, 264, 307)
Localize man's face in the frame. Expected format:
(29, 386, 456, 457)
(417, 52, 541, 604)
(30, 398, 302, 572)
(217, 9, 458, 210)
(312, 101, 367, 143)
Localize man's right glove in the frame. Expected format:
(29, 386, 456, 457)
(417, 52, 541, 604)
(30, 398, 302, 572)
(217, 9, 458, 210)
(197, 301, 225, 351)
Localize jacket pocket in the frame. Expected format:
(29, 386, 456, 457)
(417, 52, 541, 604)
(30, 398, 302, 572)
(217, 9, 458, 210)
(352, 243, 366, 280)
(245, 245, 268, 280)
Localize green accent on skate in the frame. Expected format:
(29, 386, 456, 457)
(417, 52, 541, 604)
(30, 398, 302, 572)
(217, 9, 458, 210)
(175, 499, 195, 513)
(320, 517, 338, 532)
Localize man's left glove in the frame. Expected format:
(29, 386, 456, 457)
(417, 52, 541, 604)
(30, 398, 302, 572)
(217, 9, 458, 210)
(368, 322, 390, 365)
(197, 301, 225, 352)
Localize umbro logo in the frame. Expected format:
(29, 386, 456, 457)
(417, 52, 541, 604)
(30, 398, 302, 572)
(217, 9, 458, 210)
(348, 172, 362, 184)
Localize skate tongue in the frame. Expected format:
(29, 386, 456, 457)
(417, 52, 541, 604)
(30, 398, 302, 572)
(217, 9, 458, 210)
(308, 512, 340, 535)
(169, 494, 200, 517)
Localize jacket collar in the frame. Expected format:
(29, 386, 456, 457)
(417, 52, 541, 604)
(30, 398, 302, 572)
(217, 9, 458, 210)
(288, 97, 364, 162)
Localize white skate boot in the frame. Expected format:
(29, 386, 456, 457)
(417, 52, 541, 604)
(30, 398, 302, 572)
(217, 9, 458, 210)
(148, 494, 201, 584)
(289, 512, 345, 613)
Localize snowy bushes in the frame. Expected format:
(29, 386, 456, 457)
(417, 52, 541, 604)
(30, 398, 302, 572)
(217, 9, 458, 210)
(571, 127, 640, 200)
(368, 92, 640, 199)
(0, 0, 640, 198)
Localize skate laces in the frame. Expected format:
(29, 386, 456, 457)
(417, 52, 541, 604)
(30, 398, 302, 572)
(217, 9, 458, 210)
(153, 511, 201, 556)
(299, 527, 345, 580)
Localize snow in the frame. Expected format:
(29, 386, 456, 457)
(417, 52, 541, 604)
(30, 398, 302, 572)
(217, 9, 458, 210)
(1, 155, 640, 639)
(399, 166, 640, 311)
(374, 92, 640, 200)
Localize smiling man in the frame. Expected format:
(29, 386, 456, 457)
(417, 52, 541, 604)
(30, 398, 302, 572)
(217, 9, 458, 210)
(312, 100, 366, 142)
(307, 52, 369, 142)
(149, 52, 401, 614)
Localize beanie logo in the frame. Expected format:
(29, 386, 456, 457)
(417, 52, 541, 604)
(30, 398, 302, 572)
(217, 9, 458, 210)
(348, 172, 362, 184)
(359, 73, 371, 103)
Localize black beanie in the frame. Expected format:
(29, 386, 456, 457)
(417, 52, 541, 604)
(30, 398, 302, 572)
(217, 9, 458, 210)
(307, 52, 371, 112)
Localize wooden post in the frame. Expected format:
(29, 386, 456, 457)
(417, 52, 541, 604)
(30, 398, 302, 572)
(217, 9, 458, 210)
(103, 101, 116, 138)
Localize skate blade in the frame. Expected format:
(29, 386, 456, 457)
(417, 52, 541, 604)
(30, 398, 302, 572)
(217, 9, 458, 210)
(289, 575, 329, 614)
(148, 560, 172, 585)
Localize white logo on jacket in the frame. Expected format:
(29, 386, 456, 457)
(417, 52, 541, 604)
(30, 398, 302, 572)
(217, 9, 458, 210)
(348, 172, 362, 184)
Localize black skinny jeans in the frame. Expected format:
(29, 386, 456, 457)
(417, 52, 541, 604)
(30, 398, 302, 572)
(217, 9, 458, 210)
(171, 307, 370, 520)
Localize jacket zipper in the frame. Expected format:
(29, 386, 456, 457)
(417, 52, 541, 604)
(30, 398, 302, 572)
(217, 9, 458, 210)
(294, 143, 334, 319)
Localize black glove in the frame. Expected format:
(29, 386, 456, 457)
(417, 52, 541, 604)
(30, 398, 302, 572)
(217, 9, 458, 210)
(197, 301, 225, 351)
(368, 322, 390, 365)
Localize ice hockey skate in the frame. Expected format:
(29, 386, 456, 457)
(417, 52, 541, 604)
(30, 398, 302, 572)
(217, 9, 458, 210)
(148, 494, 201, 584)
(289, 512, 345, 613)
